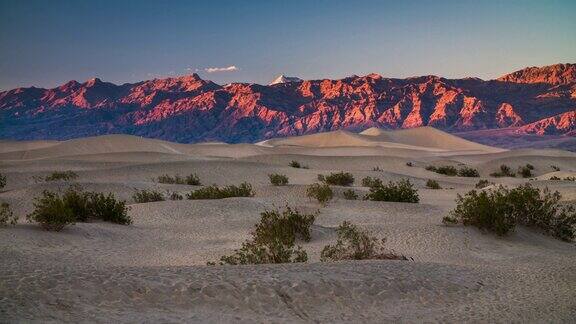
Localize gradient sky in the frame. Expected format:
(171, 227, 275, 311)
(1, 0, 575, 90)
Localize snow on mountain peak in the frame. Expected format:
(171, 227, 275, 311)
(269, 74, 303, 85)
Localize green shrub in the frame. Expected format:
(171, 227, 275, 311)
(0, 202, 17, 227)
(156, 174, 184, 184)
(446, 184, 576, 241)
(364, 179, 419, 203)
(518, 165, 533, 178)
(133, 189, 165, 203)
(26, 191, 75, 231)
(156, 173, 201, 185)
(320, 221, 407, 261)
(425, 165, 437, 172)
(214, 207, 315, 265)
(186, 173, 201, 185)
(306, 183, 333, 206)
(88, 192, 131, 225)
(436, 166, 458, 176)
(490, 164, 515, 177)
(551, 165, 560, 172)
(268, 173, 289, 186)
(343, 189, 358, 200)
(169, 192, 183, 200)
(44, 171, 78, 182)
(372, 166, 383, 172)
(457, 167, 480, 177)
(549, 176, 561, 181)
(0, 173, 6, 189)
(361, 176, 383, 188)
(564, 176, 576, 181)
(475, 179, 492, 189)
(406, 162, 413, 167)
(526, 164, 535, 170)
(318, 172, 354, 186)
(62, 186, 92, 222)
(426, 179, 441, 189)
(187, 182, 254, 200)
(289, 160, 308, 169)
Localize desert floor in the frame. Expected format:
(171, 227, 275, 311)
(1, 127, 575, 323)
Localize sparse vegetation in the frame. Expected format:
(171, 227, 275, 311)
(361, 176, 383, 188)
(26, 191, 75, 231)
(343, 189, 358, 200)
(213, 207, 315, 265)
(169, 192, 183, 200)
(564, 176, 576, 181)
(44, 171, 78, 182)
(306, 183, 333, 206)
(551, 165, 560, 172)
(320, 221, 407, 261)
(475, 179, 493, 189)
(186, 182, 254, 200)
(426, 179, 441, 189)
(427, 165, 479, 177)
(457, 166, 480, 177)
(156, 173, 201, 185)
(0, 173, 6, 189)
(445, 184, 576, 241)
(0, 202, 17, 227)
(133, 189, 165, 203)
(406, 162, 413, 167)
(289, 160, 308, 169)
(318, 172, 354, 186)
(550, 176, 561, 181)
(518, 165, 533, 178)
(364, 179, 419, 203)
(268, 173, 289, 186)
(372, 166, 383, 172)
(490, 164, 515, 177)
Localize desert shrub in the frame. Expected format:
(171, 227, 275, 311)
(186, 173, 201, 185)
(320, 221, 407, 261)
(62, 186, 92, 222)
(133, 189, 165, 203)
(318, 172, 354, 186)
(88, 192, 131, 225)
(549, 176, 561, 181)
(26, 191, 75, 231)
(268, 173, 289, 186)
(0, 173, 6, 189)
(343, 189, 358, 200)
(306, 183, 333, 206)
(526, 164, 535, 170)
(156, 173, 201, 185)
(187, 182, 254, 200)
(551, 165, 560, 172)
(169, 192, 183, 200)
(436, 166, 458, 176)
(457, 167, 480, 177)
(156, 174, 184, 184)
(0, 202, 17, 227)
(490, 164, 515, 177)
(518, 165, 533, 178)
(425, 165, 437, 172)
(44, 171, 78, 182)
(406, 162, 413, 167)
(372, 166, 383, 172)
(426, 179, 441, 189)
(364, 179, 419, 203)
(289, 160, 308, 169)
(214, 207, 315, 265)
(475, 179, 492, 189)
(361, 176, 383, 188)
(446, 184, 576, 241)
(564, 176, 576, 181)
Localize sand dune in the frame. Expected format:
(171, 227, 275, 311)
(1, 127, 575, 322)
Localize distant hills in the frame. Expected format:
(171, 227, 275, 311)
(1, 63, 574, 149)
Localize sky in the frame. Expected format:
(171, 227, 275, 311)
(0, 0, 575, 90)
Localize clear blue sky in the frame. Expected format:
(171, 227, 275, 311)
(1, 0, 575, 90)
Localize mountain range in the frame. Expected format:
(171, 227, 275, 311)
(1, 63, 574, 146)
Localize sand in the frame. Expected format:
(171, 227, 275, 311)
(1, 127, 575, 323)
